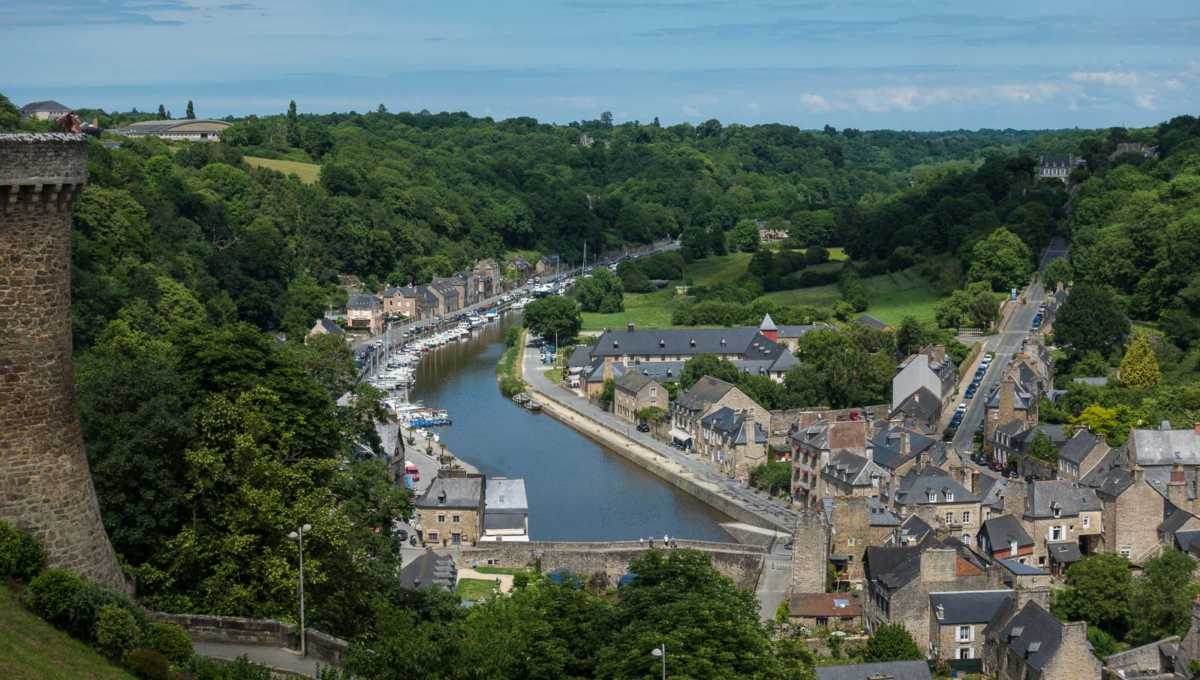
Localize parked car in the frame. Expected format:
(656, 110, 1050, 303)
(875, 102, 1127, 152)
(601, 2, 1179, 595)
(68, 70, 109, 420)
(636, 422, 650, 433)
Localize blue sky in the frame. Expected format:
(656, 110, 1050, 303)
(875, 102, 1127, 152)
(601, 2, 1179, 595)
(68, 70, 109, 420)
(4, 0, 1199, 129)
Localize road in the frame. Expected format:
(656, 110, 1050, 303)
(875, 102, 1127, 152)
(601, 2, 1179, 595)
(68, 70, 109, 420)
(951, 238, 1069, 462)
(521, 341, 801, 533)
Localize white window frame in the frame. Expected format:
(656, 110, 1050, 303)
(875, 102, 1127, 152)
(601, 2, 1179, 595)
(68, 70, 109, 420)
(1120, 545, 1132, 558)
(437, 514, 446, 524)
(957, 646, 974, 660)
(1050, 526, 1064, 541)
(1082, 515, 1090, 529)
(945, 491, 955, 502)
(961, 511, 971, 525)
(957, 625, 973, 642)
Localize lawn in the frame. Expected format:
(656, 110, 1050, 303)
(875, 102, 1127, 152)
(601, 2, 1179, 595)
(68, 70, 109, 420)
(474, 566, 531, 576)
(0, 586, 136, 680)
(762, 267, 941, 325)
(243, 156, 321, 184)
(456, 578, 500, 601)
(581, 289, 677, 331)
(686, 252, 754, 286)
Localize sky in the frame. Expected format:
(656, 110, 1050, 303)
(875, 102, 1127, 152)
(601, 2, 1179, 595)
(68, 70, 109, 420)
(4, 0, 1200, 130)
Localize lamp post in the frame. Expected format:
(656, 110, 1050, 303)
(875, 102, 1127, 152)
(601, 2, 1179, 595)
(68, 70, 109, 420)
(288, 523, 312, 657)
(650, 643, 666, 680)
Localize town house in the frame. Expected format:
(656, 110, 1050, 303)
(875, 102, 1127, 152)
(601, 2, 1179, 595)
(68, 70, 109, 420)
(1021, 480, 1103, 573)
(1083, 455, 1166, 565)
(585, 320, 798, 382)
(1057, 429, 1110, 481)
(977, 514, 1035, 564)
(612, 372, 666, 424)
(984, 361, 1046, 453)
(790, 416, 869, 508)
(825, 495, 900, 589)
(670, 376, 767, 449)
(346, 293, 384, 335)
(821, 450, 887, 499)
(983, 595, 1101, 680)
(929, 589, 1013, 665)
(891, 345, 958, 425)
(699, 406, 768, 481)
(415, 475, 485, 547)
(382, 286, 422, 319)
(891, 467, 982, 545)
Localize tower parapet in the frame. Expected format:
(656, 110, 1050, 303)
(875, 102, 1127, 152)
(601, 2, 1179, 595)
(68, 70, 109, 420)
(0, 133, 126, 590)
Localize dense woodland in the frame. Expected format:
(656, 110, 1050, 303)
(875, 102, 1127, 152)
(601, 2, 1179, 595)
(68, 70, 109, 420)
(6, 88, 1200, 675)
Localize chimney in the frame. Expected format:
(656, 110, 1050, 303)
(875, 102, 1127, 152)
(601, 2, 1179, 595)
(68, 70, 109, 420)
(920, 548, 957, 583)
(1169, 459, 1188, 509)
(900, 432, 911, 457)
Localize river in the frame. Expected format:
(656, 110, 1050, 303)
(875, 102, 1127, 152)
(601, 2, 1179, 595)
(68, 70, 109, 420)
(407, 314, 732, 542)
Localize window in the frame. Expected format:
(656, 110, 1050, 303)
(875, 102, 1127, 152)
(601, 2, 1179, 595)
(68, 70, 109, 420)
(427, 531, 440, 543)
(1050, 526, 1064, 541)
(437, 514, 446, 524)
(928, 491, 937, 503)
(1120, 545, 1132, 558)
(944, 491, 955, 502)
(957, 625, 973, 642)
(962, 511, 971, 525)
(1010, 540, 1019, 557)
(946, 512, 955, 525)
(1082, 515, 1090, 529)
(957, 647, 974, 660)
(650, 387, 657, 398)
(452, 514, 461, 523)
(451, 532, 461, 545)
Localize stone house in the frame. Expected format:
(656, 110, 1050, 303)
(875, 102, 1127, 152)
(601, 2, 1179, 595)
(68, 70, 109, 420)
(863, 538, 991, 651)
(984, 362, 1045, 452)
(1021, 480, 1103, 572)
(612, 372, 666, 423)
(929, 589, 1013, 664)
(415, 475, 485, 547)
(1128, 422, 1200, 506)
(425, 280, 461, 316)
(983, 597, 1101, 680)
(699, 406, 768, 481)
(1084, 458, 1166, 565)
(382, 286, 422, 319)
(585, 322, 797, 382)
(1159, 505, 1200, 563)
(988, 423, 1068, 473)
(472, 258, 503, 298)
(821, 450, 888, 499)
(826, 496, 900, 589)
(892, 467, 982, 544)
(869, 425, 945, 483)
(19, 100, 72, 121)
(789, 592, 863, 631)
(790, 416, 870, 508)
(815, 661, 932, 680)
(791, 509, 831, 595)
(977, 514, 1035, 564)
(992, 558, 1052, 591)
(671, 376, 767, 456)
(891, 345, 958, 420)
(345, 293, 384, 335)
(1037, 154, 1082, 183)
(1057, 429, 1110, 481)
(306, 318, 345, 341)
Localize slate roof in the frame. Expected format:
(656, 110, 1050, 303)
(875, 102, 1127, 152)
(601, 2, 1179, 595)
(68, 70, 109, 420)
(866, 535, 984, 591)
(416, 476, 483, 509)
(759, 313, 778, 332)
(870, 426, 941, 471)
(1058, 430, 1106, 466)
(1025, 480, 1101, 518)
(978, 476, 1012, 511)
(311, 318, 344, 335)
(568, 346, 593, 369)
(484, 513, 527, 531)
(996, 558, 1046, 576)
(930, 590, 1013, 625)
(823, 450, 886, 488)
(792, 418, 869, 452)
(980, 515, 1034, 552)
(347, 293, 381, 310)
(399, 552, 457, 591)
(778, 324, 818, 338)
(589, 327, 788, 361)
(485, 478, 527, 512)
(701, 407, 767, 445)
(676, 375, 737, 413)
(896, 514, 934, 544)
(854, 314, 889, 330)
(1048, 541, 1083, 564)
(1131, 425, 1200, 466)
(614, 371, 658, 394)
(891, 387, 942, 429)
(816, 661, 931, 680)
(895, 467, 978, 505)
(1073, 376, 1109, 387)
(989, 600, 1064, 671)
(21, 100, 71, 113)
(868, 496, 902, 527)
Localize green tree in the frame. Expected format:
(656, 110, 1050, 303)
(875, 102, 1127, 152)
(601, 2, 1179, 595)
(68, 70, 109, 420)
(967, 282, 1000, 330)
(157, 104, 168, 119)
(967, 227, 1034, 291)
(1129, 550, 1196, 644)
(1052, 553, 1133, 639)
(749, 462, 792, 496)
(731, 219, 761, 252)
(617, 261, 653, 293)
(863, 623, 922, 662)
(1118, 332, 1161, 388)
(0, 91, 21, 130)
(286, 99, 301, 147)
(893, 316, 929, 357)
(1055, 284, 1131, 356)
(185, 100, 195, 119)
(935, 290, 970, 330)
(680, 353, 742, 390)
(576, 268, 624, 313)
(1044, 257, 1073, 288)
(1027, 431, 1058, 464)
(523, 296, 582, 345)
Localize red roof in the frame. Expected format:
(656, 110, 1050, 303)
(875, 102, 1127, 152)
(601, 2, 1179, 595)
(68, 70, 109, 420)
(789, 592, 863, 618)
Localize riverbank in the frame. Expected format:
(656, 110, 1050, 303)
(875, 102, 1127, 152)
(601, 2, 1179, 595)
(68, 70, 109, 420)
(518, 345, 798, 534)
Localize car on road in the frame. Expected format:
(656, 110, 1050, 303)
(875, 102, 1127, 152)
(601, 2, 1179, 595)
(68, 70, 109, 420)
(636, 422, 650, 433)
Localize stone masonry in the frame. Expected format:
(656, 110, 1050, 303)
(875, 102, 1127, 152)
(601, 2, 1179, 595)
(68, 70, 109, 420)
(0, 134, 126, 590)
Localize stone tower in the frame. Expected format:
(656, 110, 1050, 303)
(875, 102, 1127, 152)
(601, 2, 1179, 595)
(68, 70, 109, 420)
(790, 508, 829, 593)
(0, 133, 126, 590)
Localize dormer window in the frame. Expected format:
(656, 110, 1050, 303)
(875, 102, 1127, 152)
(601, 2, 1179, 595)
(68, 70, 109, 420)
(944, 489, 954, 502)
(927, 491, 937, 503)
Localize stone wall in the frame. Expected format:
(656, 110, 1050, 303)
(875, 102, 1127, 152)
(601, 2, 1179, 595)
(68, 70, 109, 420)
(0, 133, 126, 591)
(150, 612, 349, 668)
(461, 540, 766, 590)
(790, 509, 828, 593)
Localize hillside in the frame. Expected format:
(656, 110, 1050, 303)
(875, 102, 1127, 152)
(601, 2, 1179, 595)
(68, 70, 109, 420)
(0, 586, 136, 680)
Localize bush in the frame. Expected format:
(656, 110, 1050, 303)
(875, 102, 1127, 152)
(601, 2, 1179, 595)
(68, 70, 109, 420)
(0, 520, 46, 581)
(68, 581, 147, 643)
(26, 568, 87, 630)
(145, 622, 194, 665)
(95, 604, 142, 659)
(125, 648, 171, 680)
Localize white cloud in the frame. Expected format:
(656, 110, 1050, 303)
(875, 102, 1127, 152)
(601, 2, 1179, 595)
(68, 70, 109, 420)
(852, 87, 922, 113)
(1069, 71, 1139, 87)
(1165, 78, 1184, 90)
(1135, 93, 1156, 110)
(993, 83, 1063, 102)
(681, 104, 700, 116)
(799, 93, 831, 112)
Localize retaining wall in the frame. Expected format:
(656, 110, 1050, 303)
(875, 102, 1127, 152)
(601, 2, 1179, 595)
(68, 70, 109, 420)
(150, 612, 349, 667)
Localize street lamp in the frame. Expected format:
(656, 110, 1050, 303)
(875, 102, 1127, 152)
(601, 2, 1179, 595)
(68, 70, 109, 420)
(288, 523, 313, 657)
(650, 643, 666, 680)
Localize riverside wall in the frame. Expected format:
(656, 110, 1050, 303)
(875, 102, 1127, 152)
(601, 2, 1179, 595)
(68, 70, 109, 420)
(462, 540, 766, 590)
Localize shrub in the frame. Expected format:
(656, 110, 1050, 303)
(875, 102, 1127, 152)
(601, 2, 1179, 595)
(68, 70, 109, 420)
(68, 581, 147, 643)
(95, 604, 142, 659)
(145, 622, 194, 665)
(0, 520, 46, 581)
(125, 648, 171, 680)
(26, 568, 87, 630)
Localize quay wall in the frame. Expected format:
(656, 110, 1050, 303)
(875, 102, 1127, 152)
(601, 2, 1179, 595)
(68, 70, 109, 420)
(462, 540, 766, 590)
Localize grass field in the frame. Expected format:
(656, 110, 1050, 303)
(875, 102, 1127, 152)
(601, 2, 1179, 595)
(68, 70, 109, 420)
(0, 586, 135, 680)
(761, 268, 941, 325)
(474, 566, 531, 576)
(456, 578, 500, 601)
(581, 289, 677, 331)
(244, 156, 321, 184)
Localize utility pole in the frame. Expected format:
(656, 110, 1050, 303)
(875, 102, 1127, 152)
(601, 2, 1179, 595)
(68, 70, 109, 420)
(288, 524, 313, 657)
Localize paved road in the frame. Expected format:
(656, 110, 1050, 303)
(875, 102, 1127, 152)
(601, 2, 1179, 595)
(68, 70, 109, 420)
(521, 343, 800, 533)
(193, 641, 323, 678)
(952, 238, 1068, 467)
(756, 545, 794, 622)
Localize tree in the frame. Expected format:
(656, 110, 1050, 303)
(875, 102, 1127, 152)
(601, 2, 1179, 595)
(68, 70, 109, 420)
(576, 268, 624, 313)
(967, 227, 1033, 291)
(680, 354, 742, 390)
(804, 245, 829, 265)
(935, 290, 970, 330)
(0, 91, 22, 130)
(1119, 332, 1161, 388)
(893, 317, 929, 358)
(749, 462, 792, 496)
(157, 104, 168, 119)
(864, 623, 922, 662)
(185, 100, 195, 119)
(1054, 284, 1131, 356)
(617, 261, 653, 293)
(1071, 405, 1121, 442)
(1027, 431, 1058, 464)
(599, 111, 613, 129)
(1052, 553, 1133, 639)
(523, 296, 582, 345)
(967, 283, 1000, 330)
(731, 219, 760, 252)
(1129, 550, 1196, 644)
(286, 99, 301, 147)
(1044, 257, 1072, 288)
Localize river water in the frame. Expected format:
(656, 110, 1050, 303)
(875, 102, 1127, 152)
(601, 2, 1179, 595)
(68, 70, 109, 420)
(407, 314, 731, 542)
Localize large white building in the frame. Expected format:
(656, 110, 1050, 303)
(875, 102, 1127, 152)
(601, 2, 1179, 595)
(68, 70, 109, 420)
(117, 119, 231, 142)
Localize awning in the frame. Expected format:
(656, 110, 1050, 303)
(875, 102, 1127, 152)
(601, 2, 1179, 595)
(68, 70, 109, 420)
(669, 428, 693, 443)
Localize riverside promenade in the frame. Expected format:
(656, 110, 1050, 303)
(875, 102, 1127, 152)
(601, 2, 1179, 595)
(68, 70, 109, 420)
(519, 342, 800, 534)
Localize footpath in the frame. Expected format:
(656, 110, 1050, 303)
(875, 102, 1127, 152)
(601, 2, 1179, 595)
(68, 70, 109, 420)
(519, 341, 799, 534)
